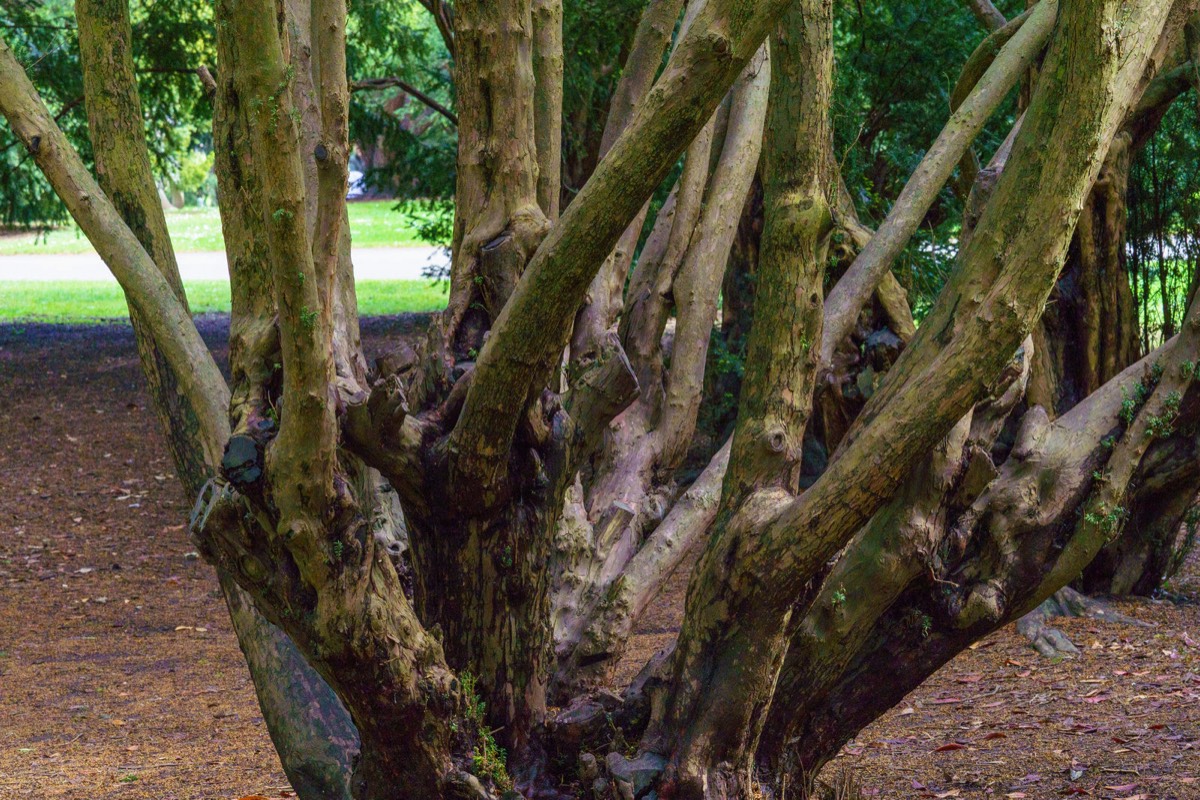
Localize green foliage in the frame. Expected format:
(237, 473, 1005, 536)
(2, 0, 91, 226)
(1084, 505, 1126, 538)
(1, 0, 215, 225)
(698, 328, 746, 438)
(299, 306, 318, 331)
(831, 0, 1026, 318)
(1145, 390, 1183, 439)
(1127, 98, 1200, 349)
(171, 150, 216, 206)
(347, 1, 456, 254)
(458, 672, 513, 793)
(1120, 380, 1150, 425)
(560, 0, 645, 180)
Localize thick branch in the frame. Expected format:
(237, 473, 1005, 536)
(313, 0, 351, 308)
(724, 0, 833, 499)
(75, 0, 210, 486)
(223, 0, 338, 585)
(759, 339, 1200, 778)
(437, 0, 547, 382)
(758, 342, 1032, 772)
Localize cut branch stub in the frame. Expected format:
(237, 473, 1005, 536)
(222, 434, 265, 487)
(564, 333, 641, 456)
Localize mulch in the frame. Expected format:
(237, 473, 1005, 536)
(1, 318, 1196, 799)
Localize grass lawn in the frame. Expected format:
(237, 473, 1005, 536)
(0, 279, 448, 323)
(0, 199, 438, 255)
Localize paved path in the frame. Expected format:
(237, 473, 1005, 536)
(0, 246, 448, 282)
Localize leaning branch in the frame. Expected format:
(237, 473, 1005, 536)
(817, 0, 1057, 370)
(0, 35, 229, 468)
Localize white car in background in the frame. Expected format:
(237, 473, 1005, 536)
(346, 169, 366, 199)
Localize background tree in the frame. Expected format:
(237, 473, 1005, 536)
(3, 1, 1199, 800)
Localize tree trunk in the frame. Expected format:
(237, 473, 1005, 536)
(1027, 133, 1141, 416)
(5, 1, 1196, 798)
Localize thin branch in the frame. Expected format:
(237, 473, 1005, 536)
(196, 65, 216, 99)
(566, 0, 687, 369)
(817, 0, 1057, 370)
(950, 5, 1036, 111)
(660, 47, 770, 467)
(961, 0, 1007, 31)
(351, 76, 458, 125)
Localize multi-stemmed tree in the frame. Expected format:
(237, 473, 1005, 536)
(3, 0, 1199, 798)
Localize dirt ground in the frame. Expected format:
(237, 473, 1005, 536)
(1, 318, 1197, 800)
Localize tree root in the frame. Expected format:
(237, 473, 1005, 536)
(1016, 586, 1153, 658)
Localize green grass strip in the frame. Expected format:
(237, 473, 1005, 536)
(0, 279, 447, 323)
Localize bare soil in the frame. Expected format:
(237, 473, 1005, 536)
(1, 319, 1197, 800)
